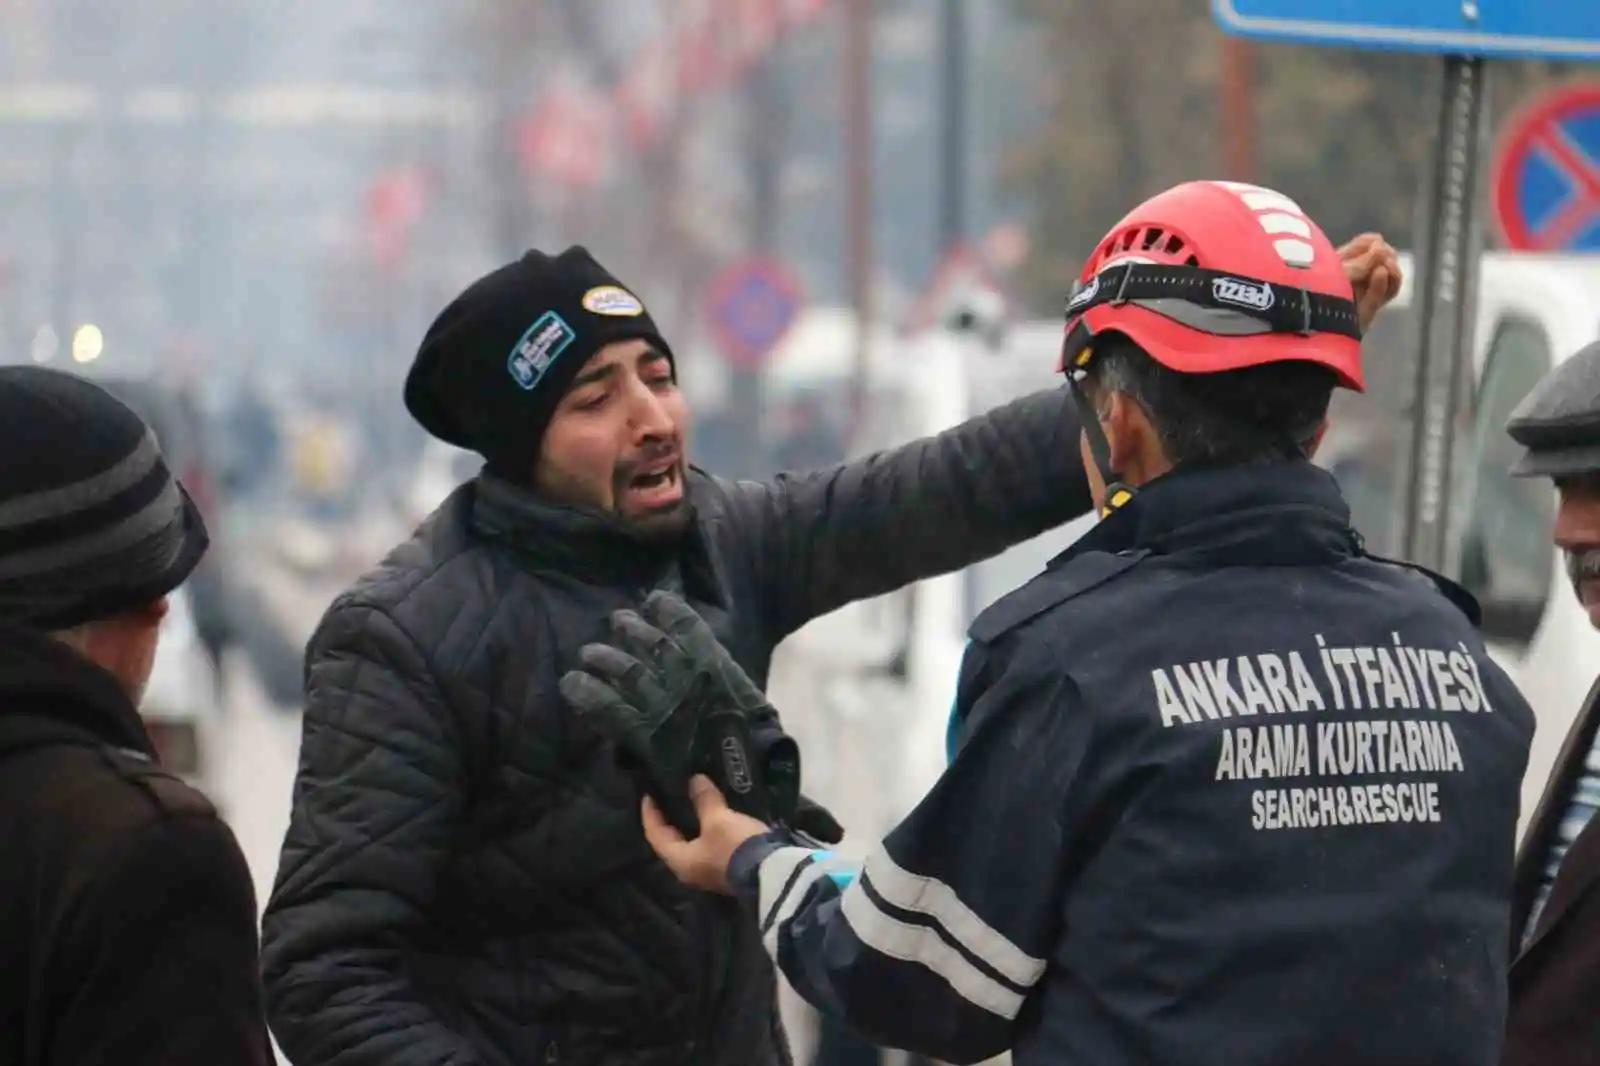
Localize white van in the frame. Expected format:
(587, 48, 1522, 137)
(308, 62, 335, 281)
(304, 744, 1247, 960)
(1340, 252, 1600, 834)
(772, 254, 1600, 848)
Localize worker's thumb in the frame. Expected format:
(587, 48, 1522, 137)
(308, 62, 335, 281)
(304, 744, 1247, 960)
(688, 774, 729, 817)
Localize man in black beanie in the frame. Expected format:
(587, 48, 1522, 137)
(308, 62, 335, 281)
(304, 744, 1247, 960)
(0, 366, 273, 1066)
(262, 241, 1403, 1066)
(400, 246, 695, 538)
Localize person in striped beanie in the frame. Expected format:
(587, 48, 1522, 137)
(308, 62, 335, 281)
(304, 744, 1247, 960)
(0, 366, 273, 1066)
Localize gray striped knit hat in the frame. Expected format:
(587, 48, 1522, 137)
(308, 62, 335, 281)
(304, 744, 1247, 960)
(0, 366, 209, 630)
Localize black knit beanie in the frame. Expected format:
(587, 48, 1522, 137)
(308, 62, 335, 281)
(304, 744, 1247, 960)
(403, 246, 674, 478)
(0, 366, 210, 630)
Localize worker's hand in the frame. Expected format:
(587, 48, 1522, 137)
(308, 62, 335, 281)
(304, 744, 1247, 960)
(1338, 233, 1404, 334)
(642, 774, 770, 895)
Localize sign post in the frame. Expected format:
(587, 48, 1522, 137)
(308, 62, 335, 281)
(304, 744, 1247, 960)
(1212, 2, 1600, 573)
(1400, 55, 1489, 573)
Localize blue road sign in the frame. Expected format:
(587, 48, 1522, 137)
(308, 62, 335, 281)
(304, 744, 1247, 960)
(705, 257, 804, 369)
(1492, 84, 1600, 253)
(1211, 1, 1600, 61)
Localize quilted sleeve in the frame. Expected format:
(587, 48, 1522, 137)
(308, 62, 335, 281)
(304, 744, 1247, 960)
(260, 604, 485, 1066)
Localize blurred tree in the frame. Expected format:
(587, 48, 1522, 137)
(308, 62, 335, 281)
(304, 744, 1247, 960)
(456, 0, 556, 260)
(1004, 0, 1580, 312)
(449, 0, 735, 343)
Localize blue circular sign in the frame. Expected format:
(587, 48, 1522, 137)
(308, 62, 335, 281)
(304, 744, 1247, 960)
(1493, 84, 1600, 253)
(706, 258, 803, 368)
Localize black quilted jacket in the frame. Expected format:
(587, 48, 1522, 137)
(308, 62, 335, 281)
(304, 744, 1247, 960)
(259, 387, 1092, 1066)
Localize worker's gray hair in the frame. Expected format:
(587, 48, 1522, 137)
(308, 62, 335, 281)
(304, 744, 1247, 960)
(1084, 333, 1334, 465)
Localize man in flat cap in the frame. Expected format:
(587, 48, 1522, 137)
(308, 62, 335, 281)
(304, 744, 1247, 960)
(0, 366, 273, 1066)
(260, 240, 1402, 1066)
(1501, 338, 1600, 1066)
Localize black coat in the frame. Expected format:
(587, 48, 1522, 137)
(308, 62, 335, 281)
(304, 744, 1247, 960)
(260, 388, 1093, 1066)
(1504, 676, 1600, 1066)
(0, 621, 272, 1066)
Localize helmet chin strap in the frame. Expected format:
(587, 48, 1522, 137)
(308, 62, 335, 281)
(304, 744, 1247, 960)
(1064, 345, 1137, 519)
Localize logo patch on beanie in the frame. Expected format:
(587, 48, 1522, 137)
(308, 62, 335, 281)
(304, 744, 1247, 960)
(581, 285, 645, 317)
(507, 311, 577, 391)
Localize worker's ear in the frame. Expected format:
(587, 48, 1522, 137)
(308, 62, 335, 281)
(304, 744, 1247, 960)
(1099, 392, 1145, 479)
(1303, 419, 1330, 460)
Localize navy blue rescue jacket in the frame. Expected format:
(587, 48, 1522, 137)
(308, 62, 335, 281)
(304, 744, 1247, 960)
(730, 460, 1536, 1066)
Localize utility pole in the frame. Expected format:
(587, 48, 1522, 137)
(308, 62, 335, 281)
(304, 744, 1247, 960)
(749, 45, 786, 253)
(728, 41, 789, 479)
(844, 0, 874, 441)
(938, 0, 968, 249)
(485, 0, 538, 260)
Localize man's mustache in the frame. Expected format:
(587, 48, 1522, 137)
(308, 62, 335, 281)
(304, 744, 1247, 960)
(1564, 548, 1600, 586)
(614, 443, 682, 484)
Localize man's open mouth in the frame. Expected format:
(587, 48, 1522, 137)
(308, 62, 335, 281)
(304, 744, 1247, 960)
(623, 458, 684, 510)
(631, 466, 675, 490)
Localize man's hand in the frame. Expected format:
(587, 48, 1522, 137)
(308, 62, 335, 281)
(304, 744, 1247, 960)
(641, 591, 774, 718)
(792, 795, 845, 845)
(642, 774, 770, 895)
(563, 594, 846, 844)
(1338, 232, 1404, 334)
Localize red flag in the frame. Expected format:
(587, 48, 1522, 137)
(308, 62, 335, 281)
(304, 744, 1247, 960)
(517, 84, 611, 189)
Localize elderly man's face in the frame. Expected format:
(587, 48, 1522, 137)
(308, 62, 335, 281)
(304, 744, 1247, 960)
(1553, 473, 1600, 628)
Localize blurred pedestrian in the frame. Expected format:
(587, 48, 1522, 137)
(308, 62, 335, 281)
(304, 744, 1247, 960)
(0, 366, 273, 1066)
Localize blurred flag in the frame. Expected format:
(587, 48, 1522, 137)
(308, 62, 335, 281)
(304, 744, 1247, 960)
(364, 166, 429, 273)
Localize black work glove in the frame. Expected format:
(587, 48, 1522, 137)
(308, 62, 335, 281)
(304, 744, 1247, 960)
(790, 795, 845, 846)
(636, 592, 843, 844)
(559, 598, 781, 836)
(560, 591, 844, 844)
(558, 638, 719, 838)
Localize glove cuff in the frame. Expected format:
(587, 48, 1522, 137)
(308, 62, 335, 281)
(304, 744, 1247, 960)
(697, 708, 777, 823)
(750, 728, 800, 824)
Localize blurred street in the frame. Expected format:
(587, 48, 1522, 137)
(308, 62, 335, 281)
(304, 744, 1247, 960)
(2, 2, 1598, 1065)
(212, 647, 303, 917)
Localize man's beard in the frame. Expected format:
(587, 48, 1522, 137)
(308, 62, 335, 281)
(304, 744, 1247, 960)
(619, 494, 692, 543)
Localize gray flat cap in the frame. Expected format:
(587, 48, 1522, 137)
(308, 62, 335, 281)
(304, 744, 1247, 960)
(1508, 339, 1600, 478)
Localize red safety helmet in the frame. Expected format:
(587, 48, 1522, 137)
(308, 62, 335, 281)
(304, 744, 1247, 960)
(1058, 180, 1364, 391)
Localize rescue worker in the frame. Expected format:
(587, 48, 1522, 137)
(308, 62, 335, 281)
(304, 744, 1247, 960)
(569, 182, 1536, 1066)
(1501, 338, 1600, 1066)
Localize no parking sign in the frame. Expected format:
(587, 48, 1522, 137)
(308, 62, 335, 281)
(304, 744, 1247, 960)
(1492, 83, 1600, 253)
(703, 257, 805, 370)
